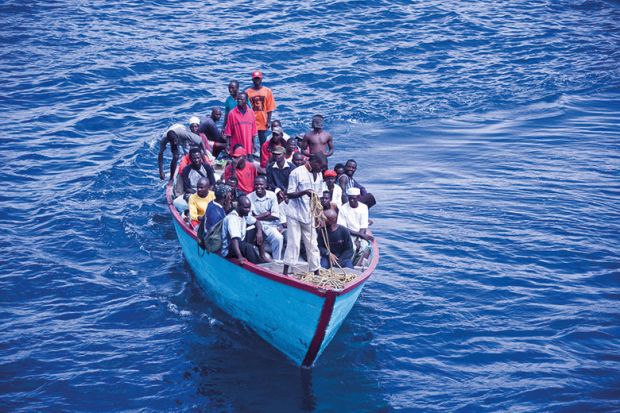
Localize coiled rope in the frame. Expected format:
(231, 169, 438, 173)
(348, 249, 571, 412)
(290, 192, 357, 290)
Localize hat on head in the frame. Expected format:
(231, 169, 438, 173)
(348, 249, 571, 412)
(271, 145, 285, 154)
(251, 70, 263, 79)
(232, 146, 247, 157)
(323, 169, 337, 178)
(214, 184, 230, 199)
(189, 116, 200, 125)
(346, 187, 361, 197)
(271, 126, 284, 135)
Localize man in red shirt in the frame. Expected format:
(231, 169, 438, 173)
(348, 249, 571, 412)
(223, 92, 258, 159)
(246, 71, 276, 147)
(260, 126, 287, 168)
(224, 146, 258, 195)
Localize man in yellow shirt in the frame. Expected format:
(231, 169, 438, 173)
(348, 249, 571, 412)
(188, 177, 215, 228)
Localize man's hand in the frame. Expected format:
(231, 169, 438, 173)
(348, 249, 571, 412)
(361, 233, 374, 242)
(303, 189, 314, 197)
(238, 257, 247, 266)
(329, 253, 339, 266)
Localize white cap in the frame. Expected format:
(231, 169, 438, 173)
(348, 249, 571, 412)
(346, 187, 361, 196)
(188, 116, 200, 125)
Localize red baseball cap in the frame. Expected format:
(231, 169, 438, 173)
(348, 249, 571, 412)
(232, 147, 247, 157)
(251, 70, 263, 79)
(323, 170, 337, 178)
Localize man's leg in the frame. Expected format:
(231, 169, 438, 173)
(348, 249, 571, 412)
(283, 217, 302, 274)
(264, 225, 283, 261)
(173, 195, 188, 212)
(320, 255, 330, 269)
(300, 221, 321, 273)
(238, 240, 261, 264)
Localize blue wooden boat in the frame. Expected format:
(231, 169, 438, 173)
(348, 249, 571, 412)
(165, 183, 379, 367)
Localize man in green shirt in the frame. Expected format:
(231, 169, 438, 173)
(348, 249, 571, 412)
(223, 80, 240, 130)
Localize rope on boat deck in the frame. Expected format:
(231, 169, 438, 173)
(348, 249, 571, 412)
(290, 192, 357, 290)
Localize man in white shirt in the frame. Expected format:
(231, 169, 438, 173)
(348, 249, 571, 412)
(282, 152, 327, 276)
(220, 195, 270, 265)
(337, 187, 374, 256)
(248, 176, 284, 261)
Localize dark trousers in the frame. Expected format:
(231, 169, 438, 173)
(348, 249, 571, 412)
(226, 228, 261, 264)
(320, 256, 353, 269)
(258, 130, 269, 146)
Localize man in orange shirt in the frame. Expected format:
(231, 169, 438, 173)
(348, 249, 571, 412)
(246, 71, 276, 151)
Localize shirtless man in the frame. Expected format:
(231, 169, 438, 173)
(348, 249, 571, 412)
(301, 114, 334, 158)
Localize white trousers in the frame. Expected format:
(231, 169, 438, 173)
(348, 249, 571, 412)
(283, 217, 321, 272)
(263, 225, 284, 261)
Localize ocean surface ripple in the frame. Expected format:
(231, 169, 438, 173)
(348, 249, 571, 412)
(1, 0, 619, 411)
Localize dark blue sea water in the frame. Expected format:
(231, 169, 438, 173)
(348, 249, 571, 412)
(2, 1, 619, 411)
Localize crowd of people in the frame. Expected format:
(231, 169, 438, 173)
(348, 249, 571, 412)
(158, 71, 376, 275)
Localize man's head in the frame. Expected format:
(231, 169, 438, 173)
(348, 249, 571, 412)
(334, 163, 345, 177)
(323, 208, 338, 226)
(237, 92, 248, 109)
(271, 120, 282, 130)
(345, 159, 357, 177)
(286, 138, 298, 154)
(196, 177, 211, 198)
(346, 187, 360, 208)
(292, 152, 305, 167)
(236, 195, 251, 217)
(251, 70, 263, 88)
(311, 114, 324, 130)
(254, 175, 267, 197)
(228, 80, 239, 97)
(189, 116, 200, 134)
(321, 190, 331, 210)
(309, 152, 327, 172)
(214, 184, 230, 202)
(271, 126, 284, 144)
(211, 107, 222, 122)
(323, 169, 337, 189)
(189, 148, 202, 167)
(231, 146, 247, 168)
(226, 176, 238, 190)
(272, 145, 285, 165)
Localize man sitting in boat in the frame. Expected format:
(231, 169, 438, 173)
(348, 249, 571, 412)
(158, 117, 205, 181)
(284, 138, 299, 164)
(282, 152, 326, 276)
(301, 114, 334, 158)
(337, 187, 374, 264)
(266, 145, 293, 193)
(174, 148, 216, 211)
(224, 146, 258, 195)
(291, 152, 306, 168)
(318, 209, 354, 269)
(322, 169, 342, 209)
(202, 184, 232, 233)
(248, 176, 284, 261)
(198, 107, 226, 158)
(260, 126, 287, 168)
(338, 159, 376, 208)
(188, 177, 215, 228)
(220, 195, 271, 265)
(223, 92, 258, 160)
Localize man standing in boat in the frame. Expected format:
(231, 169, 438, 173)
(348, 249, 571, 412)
(246, 71, 276, 150)
(198, 107, 226, 157)
(301, 114, 334, 158)
(223, 80, 240, 129)
(223, 92, 258, 159)
(282, 152, 327, 276)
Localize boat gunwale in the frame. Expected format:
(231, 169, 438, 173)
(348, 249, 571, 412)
(165, 182, 378, 298)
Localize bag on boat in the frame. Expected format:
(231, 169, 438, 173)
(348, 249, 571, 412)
(199, 219, 224, 253)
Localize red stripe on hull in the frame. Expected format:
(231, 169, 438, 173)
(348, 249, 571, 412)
(302, 291, 337, 367)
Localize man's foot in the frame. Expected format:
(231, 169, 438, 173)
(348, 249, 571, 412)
(282, 264, 289, 276)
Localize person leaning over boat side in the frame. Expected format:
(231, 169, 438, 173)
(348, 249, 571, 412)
(337, 187, 374, 263)
(318, 209, 354, 269)
(260, 126, 287, 168)
(246, 71, 276, 148)
(223, 92, 258, 159)
(198, 107, 226, 158)
(203, 184, 232, 233)
(266, 145, 294, 193)
(322, 169, 342, 209)
(248, 175, 284, 261)
(174, 148, 216, 211)
(158, 118, 204, 181)
(223, 146, 257, 195)
(282, 152, 326, 276)
(338, 159, 376, 208)
(220, 195, 271, 265)
(188, 177, 215, 228)
(301, 114, 334, 158)
(223, 80, 240, 130)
